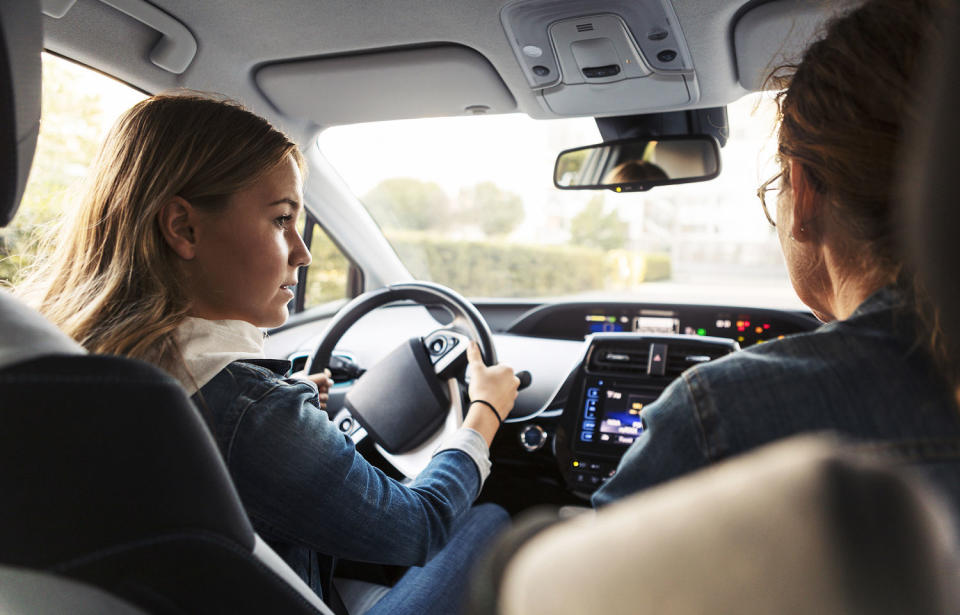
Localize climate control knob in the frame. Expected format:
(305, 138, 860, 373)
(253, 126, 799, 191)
(519, 424, 547, 452)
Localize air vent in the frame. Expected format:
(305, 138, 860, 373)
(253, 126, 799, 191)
(289, 353, 309, 374)
(588, 337, 737, 379)
(664, 343, 733, 378)
(588, 346, 648, 374)
(576, 23, 594, 32)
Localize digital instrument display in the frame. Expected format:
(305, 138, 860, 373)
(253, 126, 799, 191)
(574, 377, 657, 457)
(583, 308, 796, 347)
(634, 315, 679, 334)
(585, 314, 627, 334)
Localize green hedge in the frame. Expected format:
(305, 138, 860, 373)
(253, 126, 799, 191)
(390, 233, 605, 297)
(303, 232, 671, 298)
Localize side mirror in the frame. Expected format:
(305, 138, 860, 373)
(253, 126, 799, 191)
(554, 135, 721, 192)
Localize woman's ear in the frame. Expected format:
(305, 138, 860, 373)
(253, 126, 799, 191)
(158, 196, 198, 260)
(788, 159, 819, 242)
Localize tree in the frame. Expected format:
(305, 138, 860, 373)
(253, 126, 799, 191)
(457, 182, 524, 236)
(363, 178, 451, 231)
(0, 55, 144, 284)
(569, 195, 629, 250)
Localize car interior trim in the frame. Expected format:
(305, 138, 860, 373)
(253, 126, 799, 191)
(733, 0, 854, 91)
(257, 44, 518, 129)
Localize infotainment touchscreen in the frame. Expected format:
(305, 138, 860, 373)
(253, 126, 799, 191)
(573, 377, 659, 457)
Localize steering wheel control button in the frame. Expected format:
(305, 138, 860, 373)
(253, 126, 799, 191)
(519, 424, 547, 452)
(429, 337, 447, 355)
(427, 330, 471, 378)
(657, 49, 678, 62)
(647, 343, 668, 376)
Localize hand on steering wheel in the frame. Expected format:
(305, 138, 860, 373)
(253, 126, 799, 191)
(463, 341, 521, 445)
(306, 281, 520, 478)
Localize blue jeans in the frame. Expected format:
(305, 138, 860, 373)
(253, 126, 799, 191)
(363, 503, 509, 615)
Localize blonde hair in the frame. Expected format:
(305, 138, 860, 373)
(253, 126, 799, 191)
(17, 93, 304, 371)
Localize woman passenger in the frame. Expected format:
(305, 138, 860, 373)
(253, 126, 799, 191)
(18, 94, 520, 615)
(594, 0, 960, 516)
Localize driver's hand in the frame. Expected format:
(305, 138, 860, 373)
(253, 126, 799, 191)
(291, 369, 333, 409)
(466, 341, 520, 421)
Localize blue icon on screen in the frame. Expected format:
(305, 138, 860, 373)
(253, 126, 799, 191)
(582, 420, 596, 431)
(587, 387, 599, 399)
(580, 431, 594, 442)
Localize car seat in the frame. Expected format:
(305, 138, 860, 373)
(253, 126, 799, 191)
(465, 435, 960, 615)
(0, 1, 333, 613)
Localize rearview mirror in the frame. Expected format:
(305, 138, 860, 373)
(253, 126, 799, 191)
(554, 135, 721, 192)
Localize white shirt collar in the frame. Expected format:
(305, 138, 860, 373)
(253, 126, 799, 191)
(171, 316, 265, 395)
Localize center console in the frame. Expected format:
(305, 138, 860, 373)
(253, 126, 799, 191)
(555, 333, 737, 495)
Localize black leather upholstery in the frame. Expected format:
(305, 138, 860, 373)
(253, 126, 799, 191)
(1, 355, 254, 566)
(0, 356, 329, 614)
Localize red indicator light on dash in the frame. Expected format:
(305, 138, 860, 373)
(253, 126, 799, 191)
(763, 324, 771, 329)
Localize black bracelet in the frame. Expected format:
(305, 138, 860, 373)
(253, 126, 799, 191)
(470, 399, 502, 426)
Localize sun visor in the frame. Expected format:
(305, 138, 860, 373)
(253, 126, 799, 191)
(734, 0, 858, 92)
(256, 45, 517, 127)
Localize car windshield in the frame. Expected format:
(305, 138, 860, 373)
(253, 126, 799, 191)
(319, 92, 803, 309)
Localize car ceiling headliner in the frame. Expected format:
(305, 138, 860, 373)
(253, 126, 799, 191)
(42, 0, 767, 145)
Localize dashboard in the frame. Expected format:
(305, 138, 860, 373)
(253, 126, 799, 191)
(491, 302, 817, 504)
(269, 299, 820, 511)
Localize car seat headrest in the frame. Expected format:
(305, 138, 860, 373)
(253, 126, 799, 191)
(901, 2, 960, 386)
(0, 0, 42, 227)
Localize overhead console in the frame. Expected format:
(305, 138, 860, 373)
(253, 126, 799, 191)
(500, 0, 697, 116)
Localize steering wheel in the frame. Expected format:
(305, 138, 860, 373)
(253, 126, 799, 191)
(307, 281, 497, 478)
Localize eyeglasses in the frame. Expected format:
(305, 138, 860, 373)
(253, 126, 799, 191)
(756, 171, 783, 227)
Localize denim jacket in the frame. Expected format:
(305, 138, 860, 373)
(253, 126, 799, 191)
(192, 358, 485, 601)
(593, 287, 960, 519)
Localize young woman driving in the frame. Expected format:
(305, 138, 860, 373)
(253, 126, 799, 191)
(18, 94, 520, 615)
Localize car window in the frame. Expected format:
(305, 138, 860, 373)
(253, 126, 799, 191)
(318, 93, 803, 309)
(299, 214, 351, 309)
(0, 53, 145, 286)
